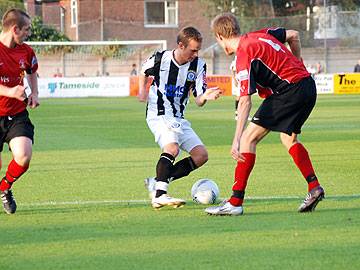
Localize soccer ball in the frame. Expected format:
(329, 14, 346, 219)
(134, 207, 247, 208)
(191, 179, 219, 204)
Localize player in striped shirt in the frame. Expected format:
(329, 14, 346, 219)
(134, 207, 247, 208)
(0, 9, 39, 214)
(206, 13, 324, 216)
(139, 27, 221, 209)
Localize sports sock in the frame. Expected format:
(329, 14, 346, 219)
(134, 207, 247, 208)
(170, 156, 197, 182)
(0, 159, 29, 191)
(235, 100, 239, 110)
(230, 153, 256, 206)
(289, 143, 320, 192)
(155, 153, 175, 198)
(229, 190, 245, 206)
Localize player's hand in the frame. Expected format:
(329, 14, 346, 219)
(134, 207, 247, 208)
(231, 140, 245, 162)
(138, 90, 148, 102)
(204, 87, 222, 101)
(27, 93, 40, 109)
(9, 85, 27, 101)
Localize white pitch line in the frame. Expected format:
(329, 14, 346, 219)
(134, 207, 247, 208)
(20, 194, 360, 207)
(21, 199, 148, 207)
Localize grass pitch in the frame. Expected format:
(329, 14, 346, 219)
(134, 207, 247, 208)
(1, 95, 359, 269)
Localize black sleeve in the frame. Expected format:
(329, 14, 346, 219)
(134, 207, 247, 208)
(267, 28, 286, 44)
(144, 51, 165, 77)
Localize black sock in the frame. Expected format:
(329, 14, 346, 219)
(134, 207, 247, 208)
(155, 153, 175, 197)
(235, 99, 239, 110)
(170, 157, 197, 182)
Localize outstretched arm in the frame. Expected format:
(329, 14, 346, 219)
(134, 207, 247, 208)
(195, 87, 221, 107)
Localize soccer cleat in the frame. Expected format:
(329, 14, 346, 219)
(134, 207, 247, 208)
(1, 189, 17, 214)
(205, 201, 244, 216)
(151, 194, 186, 209)
(144, 177, 156, 199)
(298, 185, 325, 213)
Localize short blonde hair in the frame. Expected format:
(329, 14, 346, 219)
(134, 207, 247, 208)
(177, 26, 202, 47)
(211, 13, 240, 38)
(2, 8, 30, 32)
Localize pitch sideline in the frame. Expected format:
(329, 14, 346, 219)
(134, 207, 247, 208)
(20, 194, 360, 207)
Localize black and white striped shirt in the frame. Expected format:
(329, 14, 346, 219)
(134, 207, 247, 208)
(141, 50, 207, 118)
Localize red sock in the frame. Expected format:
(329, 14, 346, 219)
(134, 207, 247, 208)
(229, 153, 256, 206)
(289, 143, 320, 191)
(0, 159, 29, 191)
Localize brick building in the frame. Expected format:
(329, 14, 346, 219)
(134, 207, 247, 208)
(24, 0, 215, 49)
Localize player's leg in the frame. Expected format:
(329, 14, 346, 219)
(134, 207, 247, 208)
(153, 142, 178, 198)
(0, 136, 32, 214)
(283, 77, 323, 212)
(151, 141, 186, 208)
(206, 123, 269, 216)
(170, 145, 207, 182)
(145, 117, 177, 200)
(169, 120, 207, 182)
(229, 123, 269, 206)
(0, 111, 34, 214)
(151, 141, 186, 209)
(281, 132, 324, 212)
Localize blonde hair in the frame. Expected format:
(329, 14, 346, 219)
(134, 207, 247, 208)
(211, 13, 240, 38)
(2, 8, 30, 32)
(177, 26, 202, 47)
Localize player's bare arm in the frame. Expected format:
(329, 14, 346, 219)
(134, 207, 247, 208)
(138, 74, 149, 102)
(231, 95, 251, 162)
(26, 72, 40, 108)
(195, 87, 221, 107)
(0, 84, 27, 101)
(285, 30, 301, 60)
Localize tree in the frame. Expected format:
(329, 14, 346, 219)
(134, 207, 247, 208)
(0, 0, 23, 16)
(199, 0, 275, 18)
(28, 16, 69, 42)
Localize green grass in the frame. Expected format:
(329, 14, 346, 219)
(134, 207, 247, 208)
(1, 95, 360, 270)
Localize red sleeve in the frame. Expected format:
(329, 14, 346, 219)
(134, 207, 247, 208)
(251, 28, 270, 34)
(235, 49, 257, 97)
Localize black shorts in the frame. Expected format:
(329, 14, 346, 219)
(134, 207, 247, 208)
(0, 110, 34, 152)
(251, 76, 316, 135)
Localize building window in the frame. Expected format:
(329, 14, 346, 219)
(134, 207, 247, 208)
(144, 0, 178, 27)
(71, 0, 78, 27)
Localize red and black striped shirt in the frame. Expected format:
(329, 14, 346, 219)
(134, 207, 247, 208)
(235, 28, 310, 98)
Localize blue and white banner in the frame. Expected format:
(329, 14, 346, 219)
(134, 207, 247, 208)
(34, 77, 130, 98)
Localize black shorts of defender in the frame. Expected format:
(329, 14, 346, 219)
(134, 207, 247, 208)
(0, 110, 34, 152)
(251, 76, 316, 135)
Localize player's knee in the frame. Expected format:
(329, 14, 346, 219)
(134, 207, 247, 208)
(163, 144, 180, 157)
(199, 150, 208, 165)
(191, 147, 208, 167)
(13, 153, 32, 167)
(198, 150, 208, 167)
(280, 133, 298, 150)
(241, 130, 258, 147)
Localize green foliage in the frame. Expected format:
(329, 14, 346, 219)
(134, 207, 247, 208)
(29, 16, 138, 59)
(28, 16, 71, 56)
(0, 0, 24, 19)
(199, 0, 259, 18)
(29, 16, 69, 42)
